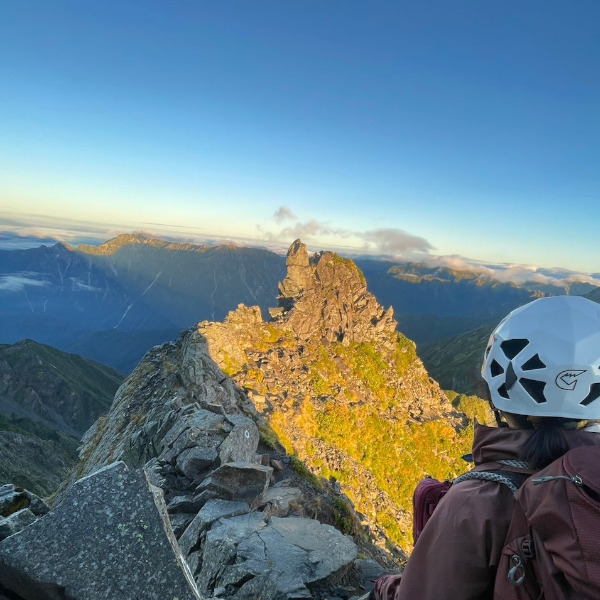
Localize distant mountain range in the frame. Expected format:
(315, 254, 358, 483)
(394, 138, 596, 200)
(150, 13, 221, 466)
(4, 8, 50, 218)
(0, 234, 286, 372)
(1, 233, 595, 375)
(354, 260, 545, 344)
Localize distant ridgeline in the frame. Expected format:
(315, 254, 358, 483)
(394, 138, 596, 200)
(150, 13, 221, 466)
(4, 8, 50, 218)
(0, 234, 286, 373)
(0, 233, 582, 382)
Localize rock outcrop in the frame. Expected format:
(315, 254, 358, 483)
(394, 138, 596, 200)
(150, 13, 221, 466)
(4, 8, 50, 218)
(0, 462, 202, 600)
(201, 240, 468, 553)
(0, 484, 49, 542)
(270, 240, 396, 345)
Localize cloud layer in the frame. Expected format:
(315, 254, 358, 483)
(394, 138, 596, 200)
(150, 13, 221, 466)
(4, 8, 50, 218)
(363, 228, 434, 254)
(411, 254, 600, 290)
(0, 274, 48, 292)
(1, 207, 598, 292)
(262, 206, 434, 254)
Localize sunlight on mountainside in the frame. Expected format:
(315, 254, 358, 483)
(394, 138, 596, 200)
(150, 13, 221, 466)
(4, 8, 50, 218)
(200, 241, 483, 553)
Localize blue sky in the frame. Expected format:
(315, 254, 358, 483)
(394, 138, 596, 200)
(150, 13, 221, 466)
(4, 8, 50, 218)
(1, 1, 599, 273)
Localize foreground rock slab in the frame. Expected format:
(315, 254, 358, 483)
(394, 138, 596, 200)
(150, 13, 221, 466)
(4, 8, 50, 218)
(0, 462, 201, 600)
(196, 514, 357, 599)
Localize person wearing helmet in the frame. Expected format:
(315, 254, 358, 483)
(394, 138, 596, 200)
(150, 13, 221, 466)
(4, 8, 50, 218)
(373, 295, 600, 600)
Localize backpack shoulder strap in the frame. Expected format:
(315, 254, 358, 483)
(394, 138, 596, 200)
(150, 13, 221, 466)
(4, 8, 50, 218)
(453, 469, 529, 494)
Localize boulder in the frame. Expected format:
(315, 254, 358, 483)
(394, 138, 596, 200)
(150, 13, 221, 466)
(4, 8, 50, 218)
(178, 499, 250, 556)
(0, 484, 50, 542)
(258, 483, 304, 518)
(0, 462, 202, 600)
(0, 484, 49, 518)
(0, 508, 37, 542)
(197, 514, 357, 599)
(160, 409, 226, 467)
(197, 461, 272, 508)
(218, 415, 259, 464)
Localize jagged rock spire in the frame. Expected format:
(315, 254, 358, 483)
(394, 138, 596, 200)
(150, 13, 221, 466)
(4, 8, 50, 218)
(274, 239, 316, 312)
(270, 239, 396, 345)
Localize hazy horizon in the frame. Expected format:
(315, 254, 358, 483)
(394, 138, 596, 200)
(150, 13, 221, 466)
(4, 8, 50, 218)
(2, 2, 599, 273)
(2, 213, 600, 293)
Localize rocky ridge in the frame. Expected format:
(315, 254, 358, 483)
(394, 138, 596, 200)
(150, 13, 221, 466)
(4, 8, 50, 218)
(200, 241, 469, 552)
(0, 322, 390, 598)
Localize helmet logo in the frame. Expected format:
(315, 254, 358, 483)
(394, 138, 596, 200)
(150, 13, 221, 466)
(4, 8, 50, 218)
(555, 370, 587, 391)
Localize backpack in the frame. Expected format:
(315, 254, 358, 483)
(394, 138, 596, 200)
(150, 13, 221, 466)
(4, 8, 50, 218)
(412, 475, 452, 543)
(412, 461, 528, 544)
(494, 445, 600, 600)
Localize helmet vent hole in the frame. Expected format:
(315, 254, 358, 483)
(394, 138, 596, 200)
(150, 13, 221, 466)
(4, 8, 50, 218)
(506, 362, 517, 390)
(498, 383, 509, 399)
(521, 354, 546, 371)
(500, 339, 530, 359)
(580, 383, 600, 407)
(490, 360, 504, 377)
(519, 378, 547, 404)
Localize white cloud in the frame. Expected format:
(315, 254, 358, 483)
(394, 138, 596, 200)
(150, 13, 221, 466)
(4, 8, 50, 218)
(273, 206, 297, 224)
(362, 228, 434, 254)
(280, 219, 338, 240)
(407, 254, 600, 289)
(0, 275, 49, 292)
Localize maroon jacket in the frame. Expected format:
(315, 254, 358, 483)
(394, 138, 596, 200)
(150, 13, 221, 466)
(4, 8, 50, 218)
(374, 423, 600, 600)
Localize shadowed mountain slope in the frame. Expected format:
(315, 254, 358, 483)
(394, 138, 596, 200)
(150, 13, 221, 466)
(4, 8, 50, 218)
(0, 339, 123, 496)
(0, 234, 286, 372)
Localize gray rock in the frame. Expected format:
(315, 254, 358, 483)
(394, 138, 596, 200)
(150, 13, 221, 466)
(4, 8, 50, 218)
(198, 514, 357, 599)
(187, 489, 219, 510)
(0, 462, 202, 600)
(168, 493, 209, 514)
(0, 508, 37, 541)
(144, 456, 166, 488)
(353, 558, 397, 593)
(170, 512, 197, 538)
(258, 485, 304, 517)
(178, 499, 250, 556)
(160, 409, 226, 467)
(176, 445, 219, 479)
(218, 415, 259, 464)
(196, 512, 268, 593)
(197, 462, 272, 508)
(0, 484, 49, 518)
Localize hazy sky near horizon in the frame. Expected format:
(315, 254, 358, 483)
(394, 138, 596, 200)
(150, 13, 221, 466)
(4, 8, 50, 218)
(1, 1, 599, 273)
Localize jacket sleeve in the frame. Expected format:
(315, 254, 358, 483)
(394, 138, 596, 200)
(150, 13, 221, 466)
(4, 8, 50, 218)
(374, 478, 515, 600)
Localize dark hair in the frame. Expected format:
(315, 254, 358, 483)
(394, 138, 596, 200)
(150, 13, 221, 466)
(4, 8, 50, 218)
(520, 418, 573, 469)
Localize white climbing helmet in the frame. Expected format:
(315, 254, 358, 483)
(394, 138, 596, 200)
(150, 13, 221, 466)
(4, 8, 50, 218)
(482, 295, 600, 420)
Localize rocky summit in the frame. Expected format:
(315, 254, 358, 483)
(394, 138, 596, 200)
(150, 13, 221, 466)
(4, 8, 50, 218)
(200, 241, 470, 553)
(0, 240, 475, 599)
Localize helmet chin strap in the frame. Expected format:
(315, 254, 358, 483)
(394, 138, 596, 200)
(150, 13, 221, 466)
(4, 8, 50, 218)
(493, 408, 533, 429)
(494, 408, 508, 428)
